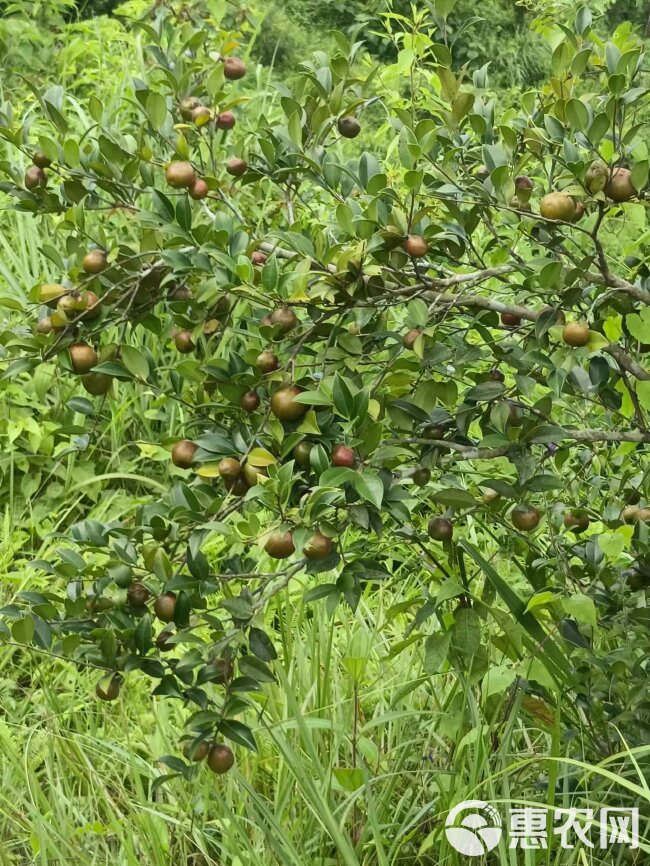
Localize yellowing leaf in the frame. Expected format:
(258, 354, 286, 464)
(247, 448, 276, 467)
(603, 314, 622, 342)
(196, 462, 223, 478)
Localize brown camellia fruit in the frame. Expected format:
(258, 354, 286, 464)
(165, 161, 196, 189)
(622, 505, 641, 524)
(81, 290, 102, 320)
(501, 312, 521, 328)
(37, 316, 54, 335)
(82, 373, 112, 396)
(218, 457, 242, 481)
(403, 328, 421, 349)
(207, 743, 235, 774)
(270, 386, 306, 421)
(564, 511, 590, 533)
(189, 178, 209, 200)
(191, 105, 211, 125)
(585, 160, 609, 194)
(514, 175, 533, 202)
(179, 96, 201, 120)
(25, 166, 47, 189)
(412, 467, 431, 486)
(562, 322, 590, 347)
(82, 249, 108, 274)
(511, 503, 541, 531)
(184, 740, 210, 762)
(172, 439, 197, 469)
(226, 157, 248, 177)
(539, 192, 576, 221)
(223, 57, 246, 80)
(216, 111, 236, 130)
(127, 582, 150, 606)
(33, 150, 52, 169)
(95, 675, 120, 702)
(337, 116, 361, 138)
(428, 517, 453, 542)
(304, 532, 333, 560)
(206, 657, 234, 684)
(251, 251, 268, 266)
(270, 307, 298, 333)
(606, 167, 635, 203)
(265, 530, 295, 559)
(240, 390, 260, 412)
(153, 592, 177, 623)
(174, 330, 195, 353)
(403, 234, 428, 258)
(293, 441, 312, 465)
(69, 343, 98, 374)
(256, 350, 279, 373)
(571, 201, 586, 222)
(331, 444, 355, 468)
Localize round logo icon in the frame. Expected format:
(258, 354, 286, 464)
(445, 800, 503, 856)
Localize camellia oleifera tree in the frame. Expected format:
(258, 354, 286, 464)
(1, 0, 650, 774)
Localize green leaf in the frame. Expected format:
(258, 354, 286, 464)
(354, 471, 384, 508)
(146, 91, 168, 130)
(423, 631, 451, 674)
(219, 719, 257, 751)
(432, 488, 475, 508)
(121, 346, 150, 380)
(563, 593, 597, 627)
(451, 607, 481, 658)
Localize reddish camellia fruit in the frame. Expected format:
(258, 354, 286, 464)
(331, 444, 355, 468)
(514, 175, 533, 202)
(264, 530, 295, 559)
(403, 328, 421, 349)
(270, 386, 306, 421)
(564, 511, 590, 533)
(183, 740, 210, 762)
(270, 307, 298, 333)
(127, 582, 150, 606)
(153, 592, 177, 623)
(223, 57, 246, 80)
(189, 178, 209, 200)
(511, 503, 541, 531)
(427, 517, 453, 541)
(606, 167, 635, 202)
(69, 343, 98, 374)
(32, 150, 52, 169)
(216, 112, 236, 130)
(174, 330, 195, 353)
(172, 440, 197, 469)
(240, 390, 260, 412)
(226, 157, 248, 177)
(304, 532, 333, 559)
(251, 251, 268, 266)
(25, 166, 47, 189)
(207, 743, 235, 774)
(501, 312, 521, 328)
(165, 161, 196, 189)
(403, 235, 428, 258)
(256, 350, 279, 373)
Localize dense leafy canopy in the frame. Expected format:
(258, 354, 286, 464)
(1, 0, 650, 800)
